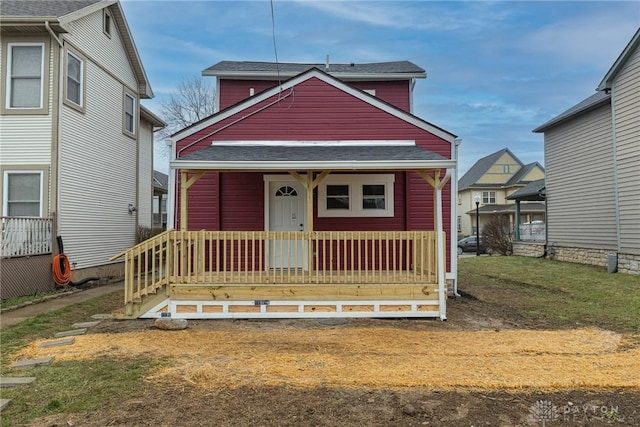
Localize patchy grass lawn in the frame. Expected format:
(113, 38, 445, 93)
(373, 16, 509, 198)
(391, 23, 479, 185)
(1, 257, 639, 426)
(458, 256, 640, 332)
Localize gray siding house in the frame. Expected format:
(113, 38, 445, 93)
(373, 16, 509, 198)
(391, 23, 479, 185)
(533, 28, 639, 274)
(0, 0, 163, 298)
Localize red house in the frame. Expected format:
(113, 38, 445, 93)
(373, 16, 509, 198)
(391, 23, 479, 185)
(114, 60, 459, 320)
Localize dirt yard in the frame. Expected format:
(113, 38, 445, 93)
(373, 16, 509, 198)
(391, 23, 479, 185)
(17, 282, 640, 427)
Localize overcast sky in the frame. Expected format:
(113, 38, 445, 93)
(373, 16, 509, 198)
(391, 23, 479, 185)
(121, 0, 639, 175)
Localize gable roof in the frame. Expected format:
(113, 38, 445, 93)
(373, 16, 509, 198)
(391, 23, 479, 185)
(506, 162, 544, 186)
(598, 27, 640, 91)
(172, 67, 456, 143)
(532, 91, 611, 133)
(458, 148, 522, 190)
(203, 60, 426, 80)
(506, 179, 546, 201)
(153, 170, 168, 191)
(0, 0, 153, 99)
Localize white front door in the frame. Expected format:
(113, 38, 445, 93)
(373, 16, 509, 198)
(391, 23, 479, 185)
(268, 181, 307, 269)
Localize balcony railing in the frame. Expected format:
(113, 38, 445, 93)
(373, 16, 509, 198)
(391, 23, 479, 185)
(1, 216, 53, 258)
(112, 230, 442, 307)
(519, 223, 545, 241)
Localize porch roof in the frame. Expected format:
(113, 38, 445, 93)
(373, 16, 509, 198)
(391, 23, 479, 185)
(465, 202, 546, 215)
(171, 143, 455, 171)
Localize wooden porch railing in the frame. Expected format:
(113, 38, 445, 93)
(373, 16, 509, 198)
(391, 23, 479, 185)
(1, 216, 53, 258)
(111, 230, 442, 306)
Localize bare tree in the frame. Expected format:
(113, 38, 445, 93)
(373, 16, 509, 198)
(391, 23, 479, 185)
(155, 76, 216, 160)
(160, 76, 216, 134)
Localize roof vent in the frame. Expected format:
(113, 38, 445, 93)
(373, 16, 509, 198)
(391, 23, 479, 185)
(325, 54, 330, 71)
(350, 63, 355, 67)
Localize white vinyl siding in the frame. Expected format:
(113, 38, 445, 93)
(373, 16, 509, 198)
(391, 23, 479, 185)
(57, 7, 144, 269)
(137, 119, 154, 228)
(544, 104, 618, 249)
(63, 9, 137, 90)
(611, 44, 640, 254)
(0, 39, 53, 165)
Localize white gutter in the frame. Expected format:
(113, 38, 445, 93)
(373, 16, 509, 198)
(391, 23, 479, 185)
(170, 160, 457, 171)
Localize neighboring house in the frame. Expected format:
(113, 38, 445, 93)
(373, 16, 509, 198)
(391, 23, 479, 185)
(458, 148, 545, 238)
(114, 60, 460, 320)
(0, 0, 162, 299)
(152, 170, 168, 229)
(532, 28, 639, 275)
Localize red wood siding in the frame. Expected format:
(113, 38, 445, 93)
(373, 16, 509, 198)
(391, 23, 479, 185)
(219, 80, 278, 110)
(176, 75, 453, 270)
(348, 80, 411, 112)
(219, 79, 411, 112)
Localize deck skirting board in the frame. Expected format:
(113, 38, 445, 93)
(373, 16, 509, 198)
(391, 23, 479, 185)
(140, 298, 442, 319)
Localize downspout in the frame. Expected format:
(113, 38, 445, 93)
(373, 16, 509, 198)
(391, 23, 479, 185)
(450, 138, 461, 296)
(45, 21, 63, 253)
(609, 87, 621, 252)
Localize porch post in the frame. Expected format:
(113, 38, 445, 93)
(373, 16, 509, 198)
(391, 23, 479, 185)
(514, 200, 521, 240)
(180, 171, 188, 231)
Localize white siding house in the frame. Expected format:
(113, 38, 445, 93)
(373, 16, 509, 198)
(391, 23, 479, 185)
(0, 0, 163, 296)
(533, 27, 640, 275)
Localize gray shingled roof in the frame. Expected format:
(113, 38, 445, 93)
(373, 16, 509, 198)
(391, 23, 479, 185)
(180, 144, 447, 163)
(0, 0, 101, 17)
(153, 170, 168, 191)
(505, 162, 544, 186)
(458, 148, 523, 190)
(203, 60, 425, 76)
(506, 179, 545, 201)
(466, 202, 546, 215)
(532, 91, 610, 133)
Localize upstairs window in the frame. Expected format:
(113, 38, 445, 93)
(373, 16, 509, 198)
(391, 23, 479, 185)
(103, 10, 112, 37)
(3, 171, 42, 217)
(123, 90, 136, 136)
(7, 43, 44, 109)
(482, 191, 496, 204)
(65, 50, 84, 110)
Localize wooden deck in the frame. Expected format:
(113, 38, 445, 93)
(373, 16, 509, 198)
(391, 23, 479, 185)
(112, 230, 446, 319)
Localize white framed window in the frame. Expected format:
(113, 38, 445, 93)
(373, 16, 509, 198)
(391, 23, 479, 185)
(318, 174, 394, 217)
(103, 9, 112, 37)
(482, 191, 496, 204)
(6, 43, 44, 109)
(458, 194, 462, 205)
(123, 90, 136, 136)
(3, 171, 43, 217)
(457, 216, 461, 232)
(64, 49, 85, 110)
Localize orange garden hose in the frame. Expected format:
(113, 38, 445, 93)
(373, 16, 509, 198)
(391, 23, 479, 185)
(52, 253, 72, 286)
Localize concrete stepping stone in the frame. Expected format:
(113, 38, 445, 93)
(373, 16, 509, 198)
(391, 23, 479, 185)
(0, 399, 10, 412)
(11, 356, 54, 370)
(54, 328, 87, 338)
(39, 337, 75, 348)
(71, 321, 100, 328)
(91, 314, 112, 320)
(0, 377, 36, 388)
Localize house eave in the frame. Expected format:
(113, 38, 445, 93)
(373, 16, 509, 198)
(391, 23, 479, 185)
(202, 70, 427, 81)
(170, 159, 456, 171)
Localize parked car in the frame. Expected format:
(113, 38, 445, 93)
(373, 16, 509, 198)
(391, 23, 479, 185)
(457, 236, 488, 255)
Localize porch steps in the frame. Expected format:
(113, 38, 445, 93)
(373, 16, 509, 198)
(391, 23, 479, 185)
(119, 284, 169, 319)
